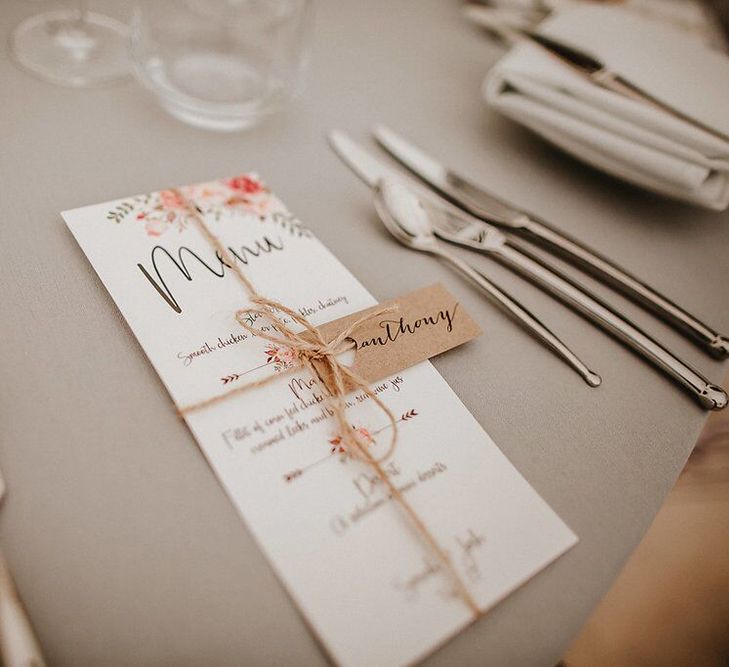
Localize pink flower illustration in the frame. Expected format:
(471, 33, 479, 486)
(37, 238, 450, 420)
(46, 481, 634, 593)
(329, 426, 374, 454)
(144, 217, 169, 237)
(106, 175, 308, 238)
(264, 345, 297, 372)
(125, 189, 190, 238)
(159, 189, 186, 210)
(227, 175, 265, 195)
(279, 347, 297, 365)
(355, 426, 373, 444)
(222, 175, 272, 218)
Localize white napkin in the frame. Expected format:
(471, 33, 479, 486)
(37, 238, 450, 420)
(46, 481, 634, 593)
(484, 5, 729, 210)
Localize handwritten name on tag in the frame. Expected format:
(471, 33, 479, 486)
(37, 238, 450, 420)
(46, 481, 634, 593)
(311, 283, 481, 384)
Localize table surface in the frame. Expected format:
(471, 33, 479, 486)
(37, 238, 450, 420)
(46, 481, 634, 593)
(1, 2, 728, 665)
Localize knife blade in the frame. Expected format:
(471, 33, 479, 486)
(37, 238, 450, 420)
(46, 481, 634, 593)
(329, 130, 490, 223)
(372, 125, 729, 358)
(373, 125, 530, 226)
(328, 131, 399, 188)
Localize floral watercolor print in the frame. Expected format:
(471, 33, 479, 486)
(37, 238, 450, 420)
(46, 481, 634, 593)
(219, 344, 296, 385)
(265, 345, 298, 373)
(284, 411, 419, 483)
(105, 174, 311, 240)
(329, 427, 374, 454)
(284, 425, 376, 483)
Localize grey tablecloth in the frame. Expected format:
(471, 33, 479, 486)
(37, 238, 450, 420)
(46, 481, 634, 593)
(1, 1, 728, 665)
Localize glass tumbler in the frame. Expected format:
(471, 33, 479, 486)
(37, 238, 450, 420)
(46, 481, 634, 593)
(130, 0, 312, 131)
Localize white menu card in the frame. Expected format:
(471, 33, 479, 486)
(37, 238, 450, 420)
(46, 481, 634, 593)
(63, 175, 577, 667)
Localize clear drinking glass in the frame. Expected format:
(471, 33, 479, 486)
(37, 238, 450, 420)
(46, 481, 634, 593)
(10, 1, 128, 87)
(130, 0, 312, 131)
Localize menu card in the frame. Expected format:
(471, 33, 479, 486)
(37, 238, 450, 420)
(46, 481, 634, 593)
(63, 175, 577, 667)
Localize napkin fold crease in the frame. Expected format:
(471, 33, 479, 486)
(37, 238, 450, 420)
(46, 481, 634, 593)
(484, 7, 729, 210)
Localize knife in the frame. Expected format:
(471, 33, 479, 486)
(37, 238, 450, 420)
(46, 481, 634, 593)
(372, 125, 729, 359)
(328, 131, 729, 408)
(464, 5, 729, 146)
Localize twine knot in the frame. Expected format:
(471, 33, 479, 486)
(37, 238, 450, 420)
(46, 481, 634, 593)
(231, 297, 399, 462)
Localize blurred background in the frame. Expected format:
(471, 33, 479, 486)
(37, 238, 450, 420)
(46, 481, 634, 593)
(564, 367, 729, 666)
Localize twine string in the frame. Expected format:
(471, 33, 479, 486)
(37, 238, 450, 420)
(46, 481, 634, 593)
(174, 190, 480, 618)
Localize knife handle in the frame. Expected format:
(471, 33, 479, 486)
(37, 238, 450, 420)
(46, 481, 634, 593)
(495, 243, 728, 410)
(514, 215, 729, 359)
(0, 550, 46, 667)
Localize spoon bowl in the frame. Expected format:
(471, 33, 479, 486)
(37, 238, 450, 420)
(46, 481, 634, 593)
(371, 177, 602, 388)
(373, 179, 441, 253)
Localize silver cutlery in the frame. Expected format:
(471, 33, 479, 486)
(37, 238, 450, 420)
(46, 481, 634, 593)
(374, 178, 602, 387)
(329, 130, 728, 410)
(373, 125, 729, 359)
(329, 130, 600, 386)
(0, 471, 47, 667)
(414, 188, 728, 410)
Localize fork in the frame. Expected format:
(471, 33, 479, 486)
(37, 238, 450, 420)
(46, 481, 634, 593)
(415, 187, 728, 410)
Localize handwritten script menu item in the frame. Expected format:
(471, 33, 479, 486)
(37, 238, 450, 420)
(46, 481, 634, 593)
(63, 176, 577, 667)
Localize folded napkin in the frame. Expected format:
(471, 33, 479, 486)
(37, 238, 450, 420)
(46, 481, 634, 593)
(484, 5, 729, 210)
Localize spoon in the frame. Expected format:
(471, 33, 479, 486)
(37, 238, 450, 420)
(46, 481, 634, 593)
(373, 178, 602, 387)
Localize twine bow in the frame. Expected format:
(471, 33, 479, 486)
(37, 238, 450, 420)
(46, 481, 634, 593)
(175, 190, 480, 619)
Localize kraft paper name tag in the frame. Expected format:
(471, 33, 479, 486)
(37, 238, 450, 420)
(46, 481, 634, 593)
(310, 283, 481, 385)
